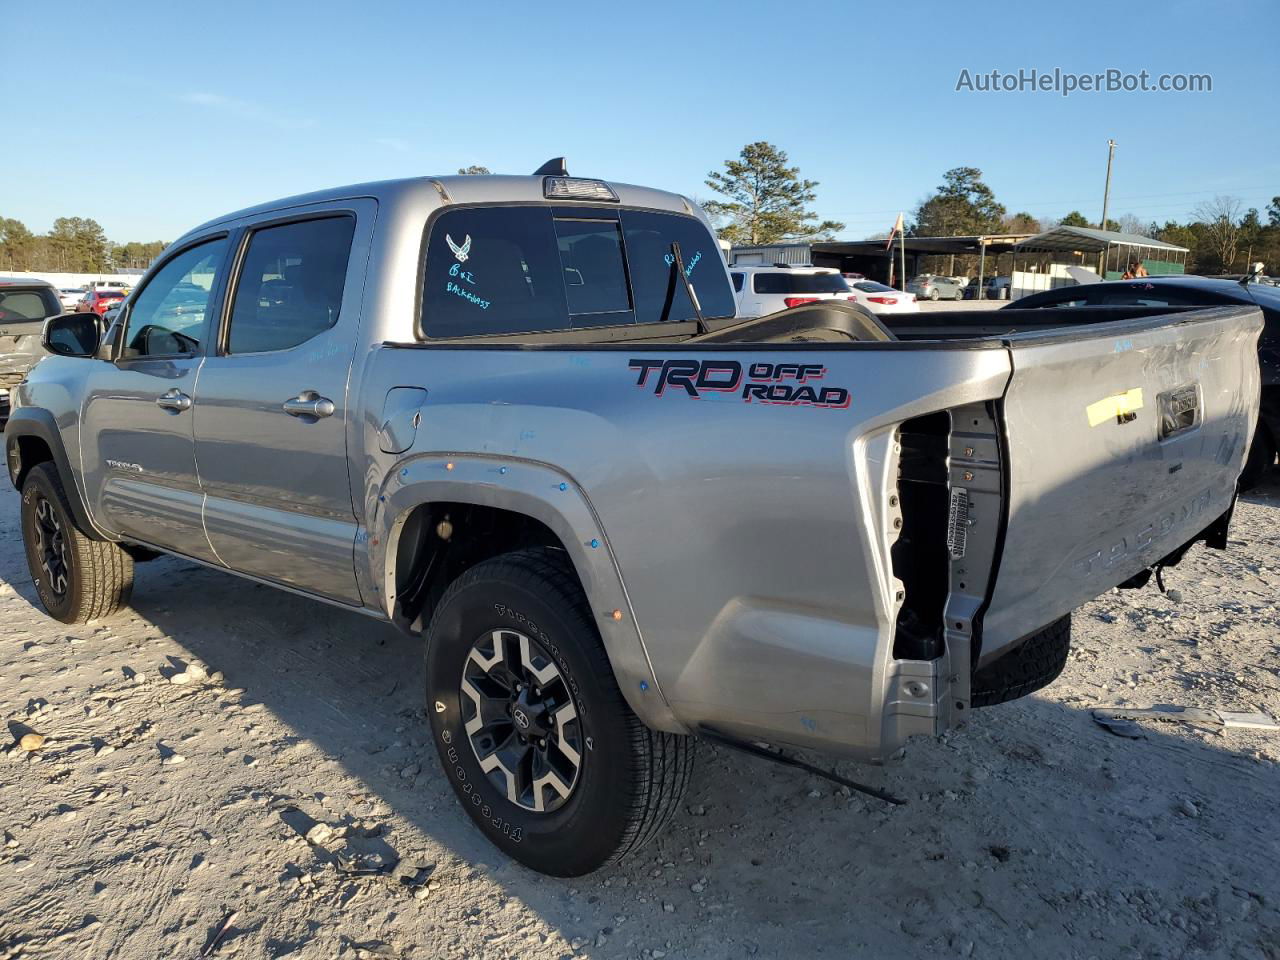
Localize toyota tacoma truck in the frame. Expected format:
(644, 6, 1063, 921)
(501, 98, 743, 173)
(4, 163, 1262, 876)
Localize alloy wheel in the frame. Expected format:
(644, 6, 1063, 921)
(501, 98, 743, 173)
(460, 628, 583, 813)
(32, 496, 68, 596)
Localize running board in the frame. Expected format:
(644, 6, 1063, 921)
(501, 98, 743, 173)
(696, 727, 906, 806)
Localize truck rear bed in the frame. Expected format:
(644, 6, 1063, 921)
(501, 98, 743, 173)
(372, 302, 1262, 759)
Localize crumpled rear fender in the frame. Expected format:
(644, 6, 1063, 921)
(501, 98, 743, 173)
(365, 453, 682, 734)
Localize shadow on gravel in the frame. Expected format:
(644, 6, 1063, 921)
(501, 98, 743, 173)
(2, 482, 1278, 957)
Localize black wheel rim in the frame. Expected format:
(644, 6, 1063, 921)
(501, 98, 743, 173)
(460, 629, 583, 813)
(32, 495, 69, 597)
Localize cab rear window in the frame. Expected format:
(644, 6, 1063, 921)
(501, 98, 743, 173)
(419, 206, 734, 339)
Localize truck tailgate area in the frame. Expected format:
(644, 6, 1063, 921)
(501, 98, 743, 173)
(977, 305, 1262, 665)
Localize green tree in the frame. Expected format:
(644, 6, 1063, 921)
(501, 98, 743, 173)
(1059, 210, 1091, 227)
(911, 167, 1006, 237)
(1267, 196, 1280, 228)
(47, 216, 109, 271)
(457, 165, 491, 175)
(1192, 196, 1243, 272)
(704, 142, 844, 245)
(1002, 211, 1040, 233)
(0, 217, 35, 271)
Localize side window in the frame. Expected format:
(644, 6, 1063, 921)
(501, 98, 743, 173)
(122, 237, 228, 358)
(753, 273, 785, 294)
(731, 272, 744, 293)
(226, 216, 356, 354)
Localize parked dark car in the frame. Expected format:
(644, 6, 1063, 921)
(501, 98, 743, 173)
(1012, 276, 1280, 485)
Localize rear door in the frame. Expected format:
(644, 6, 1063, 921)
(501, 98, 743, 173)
(193, 202, 374, 604)
(979, 305, 1262, 663)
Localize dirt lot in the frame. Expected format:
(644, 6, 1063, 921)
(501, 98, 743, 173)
(1, 474, 1278, 960)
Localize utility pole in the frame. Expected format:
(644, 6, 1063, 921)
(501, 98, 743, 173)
(1099, 139, 1116, 231)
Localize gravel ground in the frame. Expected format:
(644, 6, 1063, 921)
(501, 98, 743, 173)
(1, 474, 1278, 960)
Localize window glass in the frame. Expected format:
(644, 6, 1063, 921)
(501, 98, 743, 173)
(227, 216, 355, 354)
(420, 206, 737, 338)
(753, 272, 850, 294)
(853, 281, 895, 293)
(123, 238, 228, 358)
(0, 289, 60, 321)
(554, 218, 631, 319)
(731, 272, 744, 292)
(1094, 288, 1188, 307)
(421, 206, 568, 338)
(620, 209, 736, 323)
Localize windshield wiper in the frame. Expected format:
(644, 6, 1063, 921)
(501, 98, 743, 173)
(660, 241, 708, 335)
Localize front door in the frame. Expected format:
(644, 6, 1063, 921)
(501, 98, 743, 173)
(193, 204, 373, 604)
(79, 235, 230, 561)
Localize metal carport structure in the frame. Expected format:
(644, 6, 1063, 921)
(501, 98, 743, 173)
(1010, 226, 1189, 298)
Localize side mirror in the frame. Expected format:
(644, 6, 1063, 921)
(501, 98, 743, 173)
(42, 312, 102, 358)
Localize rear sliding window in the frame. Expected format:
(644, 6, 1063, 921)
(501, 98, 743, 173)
(419, 206, 735, 339)
(751, 272, 850, 294)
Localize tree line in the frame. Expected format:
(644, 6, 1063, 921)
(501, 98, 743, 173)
(0, 215, 167, 274)
(700, 142, 1278, 275)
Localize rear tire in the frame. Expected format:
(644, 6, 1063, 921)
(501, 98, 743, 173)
(1240, 425, 1275, 490)
(424, 548, 693, 876)
(20, 463, 134, 623)
(971, 615, 1071, 707)
(929, 289, 940, 301)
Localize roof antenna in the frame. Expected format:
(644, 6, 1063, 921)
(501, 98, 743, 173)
(533, 157, 568, 176)
(1240, 261, 1264, 288)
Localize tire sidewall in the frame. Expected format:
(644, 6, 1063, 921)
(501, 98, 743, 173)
(20, 467, 81, 622)
(425, 564, 635, 875)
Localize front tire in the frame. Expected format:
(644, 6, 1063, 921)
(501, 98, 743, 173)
(425, 548, 693, 876)
(20, 463, 134, 623)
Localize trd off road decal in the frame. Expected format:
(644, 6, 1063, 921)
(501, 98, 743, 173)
(628, 359, 851, 408)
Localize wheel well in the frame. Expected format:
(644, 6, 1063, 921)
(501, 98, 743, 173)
(8, 434, 54, 490)
(391, 501, 573, 632)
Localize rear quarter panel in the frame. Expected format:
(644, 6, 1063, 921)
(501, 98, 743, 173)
(360, 343, 1013, 756)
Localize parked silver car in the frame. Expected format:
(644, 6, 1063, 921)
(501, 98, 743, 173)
(906, 273, 965, 300)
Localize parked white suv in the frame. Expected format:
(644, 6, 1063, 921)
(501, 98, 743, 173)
(729, 265, 852, 318)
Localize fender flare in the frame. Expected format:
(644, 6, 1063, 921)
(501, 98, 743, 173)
(4, 407, 106, 539)
(367, 452, 684, 735)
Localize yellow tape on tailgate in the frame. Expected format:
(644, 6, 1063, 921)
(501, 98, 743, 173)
(1086, 388, 1144, 427)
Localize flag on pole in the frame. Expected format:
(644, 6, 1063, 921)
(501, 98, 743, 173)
(885, 212, 904, 250)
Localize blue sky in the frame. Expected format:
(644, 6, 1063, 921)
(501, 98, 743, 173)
(6, 0, 1277, 242)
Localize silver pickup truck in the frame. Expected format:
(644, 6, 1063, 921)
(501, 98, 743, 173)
(4, 164, 1262, 876)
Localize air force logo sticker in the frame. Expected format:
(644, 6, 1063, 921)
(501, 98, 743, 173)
(446, 233, 472, 263)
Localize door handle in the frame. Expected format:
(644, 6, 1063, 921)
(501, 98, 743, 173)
(155, 389, 192, 412)
(283, 391, 335, 419)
